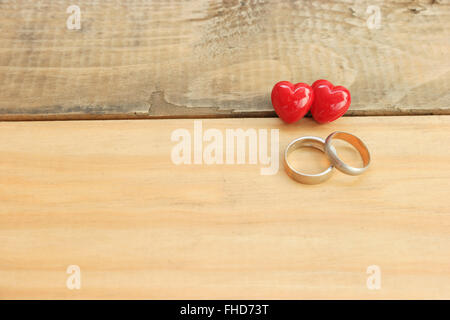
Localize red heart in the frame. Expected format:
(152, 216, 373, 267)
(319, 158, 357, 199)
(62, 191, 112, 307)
(311, 80, 351, 124)
(271, 81, 314, 124)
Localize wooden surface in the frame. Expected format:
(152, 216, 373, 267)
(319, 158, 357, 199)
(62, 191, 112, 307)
(0, 0, 449, 120)
(1, 116, 449, 299)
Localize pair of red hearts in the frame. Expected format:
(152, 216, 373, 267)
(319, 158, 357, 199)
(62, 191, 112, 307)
(271, 80, 351, 124)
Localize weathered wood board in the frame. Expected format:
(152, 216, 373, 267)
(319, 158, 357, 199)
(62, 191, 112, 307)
(0, 0, 449, 120)
(1, 116, 449, 299)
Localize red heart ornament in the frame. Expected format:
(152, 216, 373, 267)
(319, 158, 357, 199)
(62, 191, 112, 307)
(311, 80, 351, 124)
(271, 81, 314, 124)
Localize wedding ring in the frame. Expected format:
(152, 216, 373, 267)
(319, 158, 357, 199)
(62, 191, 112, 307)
(324, 131, 371, 176)
(284, 136, 334, 184)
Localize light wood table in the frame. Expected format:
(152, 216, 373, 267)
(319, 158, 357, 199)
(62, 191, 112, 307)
(1, 116, 449, 299)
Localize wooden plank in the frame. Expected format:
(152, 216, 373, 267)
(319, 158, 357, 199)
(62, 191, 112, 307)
(0, 0, 449, 120)
(0, 116, 449, 299)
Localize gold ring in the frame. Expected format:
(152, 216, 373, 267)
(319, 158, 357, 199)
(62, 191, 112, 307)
(284, 136, 334, 184)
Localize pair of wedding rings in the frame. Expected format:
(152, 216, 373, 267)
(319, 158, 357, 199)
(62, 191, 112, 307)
(284, 132, 371, 184)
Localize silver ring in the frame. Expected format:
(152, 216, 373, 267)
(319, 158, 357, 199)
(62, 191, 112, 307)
(284, 136, 334, 184)
(324, 131, 371, 176)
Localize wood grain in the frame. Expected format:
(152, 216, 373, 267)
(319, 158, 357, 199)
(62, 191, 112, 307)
(0, 116, 449, 299)
(0, 0, 449, 120)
